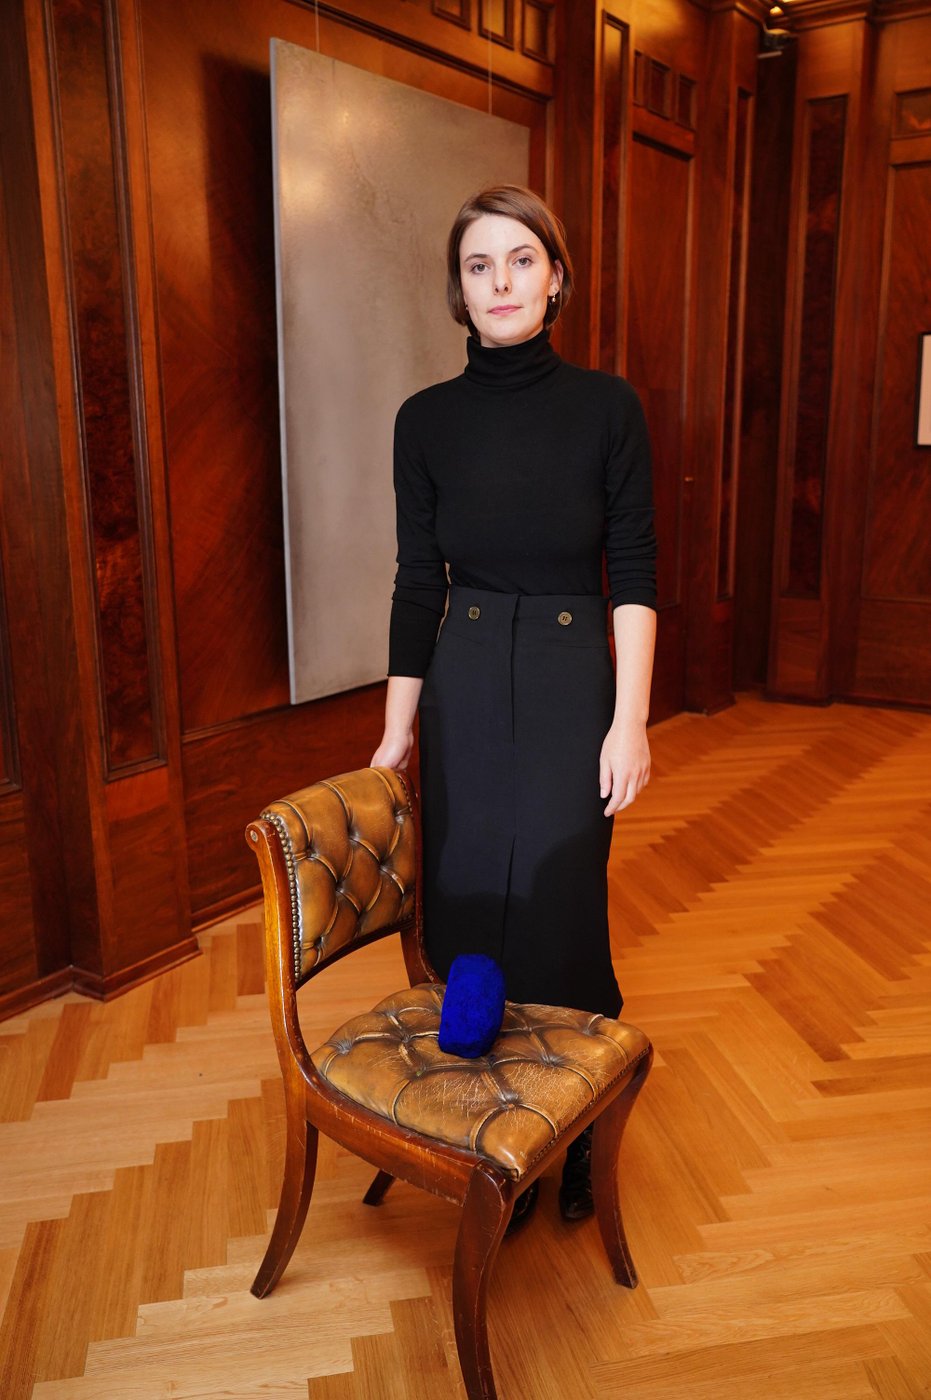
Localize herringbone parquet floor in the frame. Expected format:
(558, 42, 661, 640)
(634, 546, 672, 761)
(1, 693, 930, 1399)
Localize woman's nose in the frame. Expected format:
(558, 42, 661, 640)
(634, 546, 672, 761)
(494, 269, 510, 293)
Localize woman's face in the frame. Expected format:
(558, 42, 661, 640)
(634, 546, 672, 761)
(458, 213, 563, 348)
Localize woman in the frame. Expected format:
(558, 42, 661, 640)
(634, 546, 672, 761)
(371, 184, 656, 1232)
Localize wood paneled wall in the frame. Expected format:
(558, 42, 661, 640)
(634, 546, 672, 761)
(762, 4, 931, 706)
(1, 0, 928, 1020)
(554, 0, 765, 720)
(0, 0, 561, 1018)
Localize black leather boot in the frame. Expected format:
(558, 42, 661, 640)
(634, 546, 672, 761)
(504, 1178, 539, 1236)
(558, 1123, 594, 1221)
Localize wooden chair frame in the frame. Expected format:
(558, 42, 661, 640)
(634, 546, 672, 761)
(247, 766, 652, 1400)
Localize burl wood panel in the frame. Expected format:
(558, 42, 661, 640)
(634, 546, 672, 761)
(49, 0, 157, 770)
(863, 159, 931, 600)
(787, 95, 846, 599)
(734, 45, 795, 691)
(718, 88, 751, 602)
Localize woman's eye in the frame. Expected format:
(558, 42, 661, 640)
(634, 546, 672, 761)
(516, 256, 532, 266)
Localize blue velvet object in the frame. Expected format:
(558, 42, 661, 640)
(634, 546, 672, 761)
(438, 954, 507, 1058)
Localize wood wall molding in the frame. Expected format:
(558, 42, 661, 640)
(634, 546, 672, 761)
(0, 0, 99, 1002)
(478, 0, 516, 47)
(522, 0, 555, 63)
(772, 0, 931, 30)
(597, 13, 629, 381)
(767, 6, 931, 706)
(733, 40, 796, 692)
(682, 4, 761, 715)
(854, 70, 931, 701)
(0, 0, 195, 1013)
(786, 93, 847, 601)
(562, 0, 762, 722)
(689, 0, 772, 25)
(0, 557, 19, 795)
(768, 17, 865, 700)
(284, 0, 555, 96)
(772, 0, 874, 26)
(718, 86, 752, 602)
(46, 0, 164, 776)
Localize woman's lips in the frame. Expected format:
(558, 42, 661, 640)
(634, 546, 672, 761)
(489, 306, 519, 315)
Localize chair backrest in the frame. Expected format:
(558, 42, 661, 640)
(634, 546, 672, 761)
(249, 766, 418, 987)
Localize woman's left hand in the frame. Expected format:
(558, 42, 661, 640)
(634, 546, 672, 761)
(599, 719, 651, 816)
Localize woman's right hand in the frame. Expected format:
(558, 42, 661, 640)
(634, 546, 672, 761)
(371, 728, 414, 770)
(372, 676, 423, 770)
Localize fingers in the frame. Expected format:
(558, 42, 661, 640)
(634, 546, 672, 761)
(602, 767, 648, 816)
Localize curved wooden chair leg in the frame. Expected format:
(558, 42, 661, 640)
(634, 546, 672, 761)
(363, 1169, 395, 1205)
(251, 1110, 319, 1298)
(591, 1048, 653, 1287)
(452, 1163, 512, 1400)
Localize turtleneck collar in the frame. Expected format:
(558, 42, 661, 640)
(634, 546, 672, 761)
(463, 324, 562, 389)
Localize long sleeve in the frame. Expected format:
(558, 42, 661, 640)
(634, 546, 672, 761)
(387, 400, 449, 677)
(604, 381, 658, 610)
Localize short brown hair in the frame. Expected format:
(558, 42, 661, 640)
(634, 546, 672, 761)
(446, 184, 574, 338)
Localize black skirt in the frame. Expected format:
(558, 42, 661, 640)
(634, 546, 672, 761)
(417, 585, 623, 1019)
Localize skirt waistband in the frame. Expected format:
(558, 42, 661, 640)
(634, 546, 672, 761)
(443, 585, 610, 645)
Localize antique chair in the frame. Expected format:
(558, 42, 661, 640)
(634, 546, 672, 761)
(247, 766, 652, 1400)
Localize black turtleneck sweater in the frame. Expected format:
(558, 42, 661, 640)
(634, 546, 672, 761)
(388, 325, 657, 677)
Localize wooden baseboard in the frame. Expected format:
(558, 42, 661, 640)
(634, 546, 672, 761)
(0, 966, 75, 1022)
(70, 937, 202, 1001)
(0, 937, 208, 1024)
(192, 885, 262, 932)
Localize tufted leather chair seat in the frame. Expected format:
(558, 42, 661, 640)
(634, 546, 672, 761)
(310, 983, 650, 1180)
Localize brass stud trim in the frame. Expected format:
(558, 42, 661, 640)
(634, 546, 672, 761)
(261, 808, 304, 981)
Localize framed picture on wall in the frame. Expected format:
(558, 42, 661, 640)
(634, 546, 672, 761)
(918, 332, 931, 448)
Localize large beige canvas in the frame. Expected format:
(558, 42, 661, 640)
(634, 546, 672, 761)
(270, 38, 530, 703)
